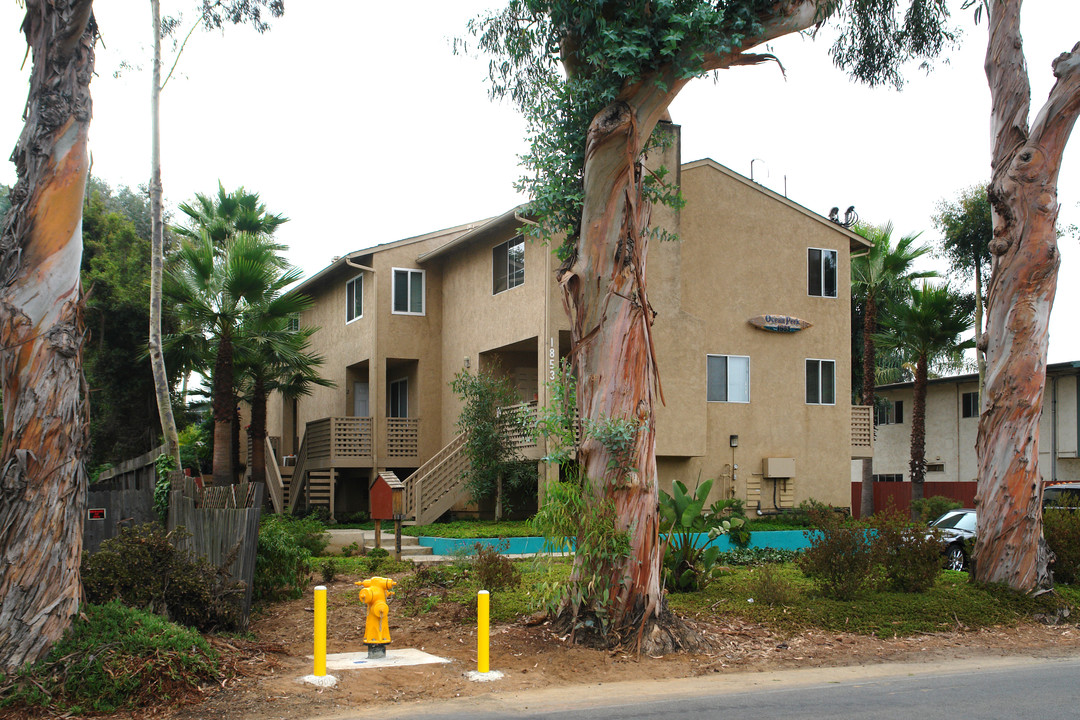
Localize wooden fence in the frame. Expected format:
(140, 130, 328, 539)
(84, 444, 165, 553)
(169, 478, 264, 628)
(851, 481, 978, 519)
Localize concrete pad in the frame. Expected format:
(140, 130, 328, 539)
(301, 673, 338, 687)
(309, 648, 451, 671)
(465, 670, 505, 682)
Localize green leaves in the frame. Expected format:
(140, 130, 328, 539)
(659, 477, 748, 592)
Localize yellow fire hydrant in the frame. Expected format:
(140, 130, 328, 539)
(356, 576, 396, 658)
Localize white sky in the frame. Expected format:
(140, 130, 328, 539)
(1, 1, 1078, 362)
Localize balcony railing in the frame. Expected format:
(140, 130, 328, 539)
(386, 417, 420, 459)
(851, 405, 874, 458)
(500, 401, 538, 450)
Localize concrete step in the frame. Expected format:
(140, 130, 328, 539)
(323, 528, 432, 557)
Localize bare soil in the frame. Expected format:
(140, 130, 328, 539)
(146, 569, 1080, 720)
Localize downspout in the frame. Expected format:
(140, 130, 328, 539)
(956, 383, 961, 483)
(345, 256, 377, 471)
(1051, 375, 1058, 483)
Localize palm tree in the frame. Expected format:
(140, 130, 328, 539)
(173, 182, 288, 247)
(874, 282, 974, 514)
(851, 222, 936, 518)
(164, 231, 302, 485)
(236, 311, 332, 487)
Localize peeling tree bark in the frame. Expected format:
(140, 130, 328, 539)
(557, 1, 820, 651)
(0, 0, 95, 671)
(975, 0, 1080, 592)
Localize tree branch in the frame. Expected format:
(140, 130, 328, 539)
(1028, 43, 1080, 179)
(986, 0, 1031, 174)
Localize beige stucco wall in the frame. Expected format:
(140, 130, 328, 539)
(863, 368, 1080, 487)
(649, 161, 856, 510)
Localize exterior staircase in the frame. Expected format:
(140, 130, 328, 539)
(401, 432, 471, 526)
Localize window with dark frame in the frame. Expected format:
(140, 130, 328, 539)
(872, 473, 904, 483)
(389, 378, 408, 418)
(493, 238, 525, 294)
(345, 275, 362, 323)
(962, 391, 979, 418)
(706, 354, 750, 403)
(808, 248, 838, 298)
(875, 400, 904, 425)
(805, 359, 836, 405)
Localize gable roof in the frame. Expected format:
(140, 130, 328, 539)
(681, 158, 871, 252)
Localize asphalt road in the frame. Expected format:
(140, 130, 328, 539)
(361, 654, 1080, 720)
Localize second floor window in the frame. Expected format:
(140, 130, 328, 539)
(389, 378, 408, 418)
(393, 268, 425, 315)
(962, 391, 979, 418)
(706, 354, 750, 403)
(493, 238, 525, 294)
(875, 400, 904, 425)
(806, 359, 836, 405)
(346, 275, 363, 323)
(808, 248, 837, 298)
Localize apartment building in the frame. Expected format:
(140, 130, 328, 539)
(865, 361, 1080, 486)
(264, 127, 873, 523)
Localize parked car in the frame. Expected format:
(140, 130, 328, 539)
(930, 508, 976, 571)
(1043, 483, 1080, 511)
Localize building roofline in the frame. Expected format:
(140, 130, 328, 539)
(878, 360, 1080, 392)
(416, 206, 526, 263)
(681, 158, 872, 252)
(292, 219, 492, 296)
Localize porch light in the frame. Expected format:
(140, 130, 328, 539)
(729, 435, 739, 448)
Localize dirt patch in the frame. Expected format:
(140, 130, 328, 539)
(144, 569, 1080, 720)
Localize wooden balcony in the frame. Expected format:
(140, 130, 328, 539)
(302, 416, 374, 470)
(851, 405, 874, 458)
(386, 417, 420, 463)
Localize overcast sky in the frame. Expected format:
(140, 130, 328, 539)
(1, 2, 1078, 362)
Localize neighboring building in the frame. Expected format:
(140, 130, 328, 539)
(860, 361, 1080, 487)
(264, 127, 873, 522)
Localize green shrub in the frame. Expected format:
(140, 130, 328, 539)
(797, 509, 878, 600)
(472, 542, 521, 591)
(276, 513, 330, 556)
(911, 495, 962, 523)
(745, 563, 798, 606)
(81, 523, 242, 631)
(341, 541, 361, 557)
(366, 546, 390, 574)
(1045, 508, 1080, 585)
(718, 547, 801, 566)
(320, 558, 339, 583)
(0, 602, 219, 714)
(783, 498, 838, 528)
(659, 478, 745, 592)
(254, 515, 315, 602)
(870, 510, 943, 592)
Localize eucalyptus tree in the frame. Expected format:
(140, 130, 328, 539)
(973, 0, 1080, 595)
(467, 0, 956, 650)
(148, 0, 284, 472)
(932, 185, 991, 396)
(164, 231, 300, 485)
(0, 0, 96, 672)
(851, 222, 935, 518)
(874, 282, 973, 512)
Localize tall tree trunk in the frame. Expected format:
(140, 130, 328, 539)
(147, 0, 181, 469)
(860, 295, 878, 519)
(975, 1, 1079, 592)
(0, 0, 95, 671)
(555, 4, 820, 651)
(250, 376, 266, 486)
(909, 355, 928, 516)
(974, 260, 986, 399)
(212, 330, 234, 485)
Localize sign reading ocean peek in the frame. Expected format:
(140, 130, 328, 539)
(747, 315, 812, 333)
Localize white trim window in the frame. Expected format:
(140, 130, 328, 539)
(706, 354, 750, 403)
(875, 400, 904, 425)
(805, 359, 836, 405)
(961, 390, 979, 418)
(345, 274, 363, 323)
(389, 378, 409, 418)
(808, 247, 838, 298)
(392, 268, 425, 315)
(493, 238, 525, 294)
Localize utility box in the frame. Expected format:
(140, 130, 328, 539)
(370, 471, 404, 520)
(763, 457, 796, 479)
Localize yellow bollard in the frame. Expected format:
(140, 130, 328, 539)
(314, 585, 327, 676)
(477, 590, 490, 674)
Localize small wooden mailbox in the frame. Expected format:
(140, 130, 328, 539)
(370, 471, 404, 521)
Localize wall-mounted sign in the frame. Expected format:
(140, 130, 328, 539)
(88, 508, 106, 521)
(748, 315, 812, 333)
